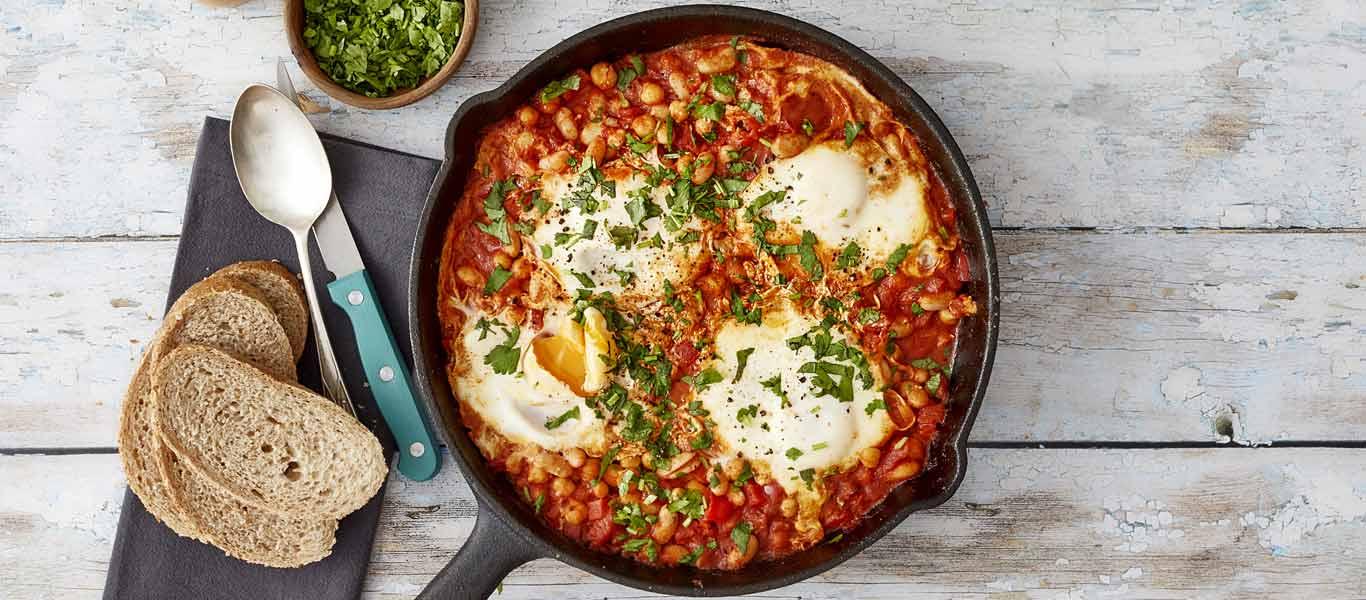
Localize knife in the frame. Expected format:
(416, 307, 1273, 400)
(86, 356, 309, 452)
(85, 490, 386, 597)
(279, 60, 441, 481)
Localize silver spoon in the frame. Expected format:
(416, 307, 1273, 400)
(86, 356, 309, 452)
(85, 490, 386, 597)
(228, 83, 355, 415)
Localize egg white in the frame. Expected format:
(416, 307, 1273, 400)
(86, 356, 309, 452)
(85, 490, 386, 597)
(531, 170, 701, 300)
(452, 310, 608, 454)
(695, 301, 893, 490)
(744, 141, 931, 265)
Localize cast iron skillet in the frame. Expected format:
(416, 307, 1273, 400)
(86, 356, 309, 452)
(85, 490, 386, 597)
(408, 5, 999, 598)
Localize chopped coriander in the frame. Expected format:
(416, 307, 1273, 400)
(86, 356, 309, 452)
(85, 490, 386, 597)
(799, 468, 816, 488)
(735, 462, 754, 486)
(596, 446, 620, 484)
(683, 368, 723, 390)
(812, 442, 829, 451)
(569, 270, 595, 289)
(475, 179, 515, 245)
(801, 118, 815, 136)
(626, 133, 655, 154)
(693, 101, 725, 122)
(911, 302, 925, 315)
(844, 120, 865, 148)
(473, 317, 495, 341)
(690, 428, 714, 450)
(539, 74, 581, 103)
(531, 189, 550, 215)
(858, 308, 882, 325)
(622, 537, 658, 561)
(616, 55, 646, 91)
(531, 491, 545, 513)
(483, 266, 512, 295)
(761, 374, 790, 408)
(785, 447, 804, 461)
(738, 100, 765, 123)
(837, 241, 862, 269)
(737, 404, 759, 426)
(483, 323, 521, 375)
(668, 488, 707, 521)
(540, 243, 553, 259)
(865, 396, 887, 416)
(679, 540, 718, 565)
(886, 243, 912, 272)
(730, 290, 763, 325)
(733, 347, 756, 383)
(608, 225, 638, 249)
(926, 372, 942, 394)
(731, 521, 753, 554)
(544, 406, 580, 429)
(711, 74, 737, 97)
(301, 0, 465, 98)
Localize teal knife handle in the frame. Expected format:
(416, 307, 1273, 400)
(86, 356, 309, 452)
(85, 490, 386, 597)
(327, 271, 440, 481)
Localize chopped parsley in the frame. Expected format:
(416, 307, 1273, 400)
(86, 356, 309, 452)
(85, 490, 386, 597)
(926, 372, 942, 394)
(737, 404, 759, 426)
(844, 120, 864, 148)
(785, 447, 804, 461)
(837, 241, 862, 269)
(679, 540, 718, 565)
(682, 367, 723, 391)
(483, 323, 521, 375)
(812, 442, 829, 451)
(865, 396, 887, 416)
(622, 537, 658, 561)
(483, 266, 512, 295)
(886, 243, 912, 272)
(539, 74, 581, 103)
(731, 521, 753, 554)
(733, 347, 756, 383)
(668, 488, 708, 521)
(616, 55, 646, 91)
(608, 225, 638, 249)
(858, 308, 882, 325)
(475, 179, 515, 245)
(300, 0, 464, 98)
(693, 101, 725, 122)
(760, 374, 790, 408)
(735, 462, 754, 487)
(730, 290, 762, 325)
(738, 100, 765, 123)
(799, 468, 816, 488)
(711, 74, 737, 97)
(544, 406, 580, 429)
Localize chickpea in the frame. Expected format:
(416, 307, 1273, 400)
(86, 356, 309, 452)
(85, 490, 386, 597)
(730, 531, 760, 564)
(675, 154, 694, 177)
(606, 128, 626, 149)
(456, 265, 481, 287)
(516, 106, 539, 127)
(539, 149, 570, 171)
(657, 119, 675, 146)
(690, 152, 715, 184)
(917, 291, 954, 312)
(592, 480, 610, 498)
(538, 99, 560, 114)
(639, 81, 665, 105)
(619, 453, 642, 469)
(717, 145, 735, 169)
(693, 117, 715, 136)
(903, 383, 932, 408)
(562, 499, 588, 525)
(586, 138, 606, 164)
(685, 479, 707, 493)
(650, 105, 670, 120)
(580, 458, 600, 482)
(652, 508, 679, 544)
(631, 114, 657, 139)
(859, 446, 882, 469)
(773, 132, 810, 158)
(722, 458, 745, 480)
(492, 252, 512, 270)
(579, 121, 604, 146)
(585, 93, 606, 119)
(563, 447, 587, 469)
(669, 100, 689, 122)
(780, 497, 798, 518)
(939, 308, 960, 325)
(590, 62, 617, 90)
(697, 46, 738, 74)
(885, 388, 917, 430)
(912, 368, 930, 384)
(527, 465, 549, 484)
(887, 461, 922, 481)
(554, 107, 578, 141)
(875, 359, 893, 384)
(546, 454, 574, 478)
(709, 473, 730, 496)
(668, 71, 691, 98)
(551, 477, 576, 498)
(727, 488, 746, 507)
(660, 544, 689, 565)
(603, 464, 624, 487)
(510, 256, 533, 279)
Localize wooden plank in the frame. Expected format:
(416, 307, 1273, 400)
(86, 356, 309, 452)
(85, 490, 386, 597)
(4, 448, 1365, 599)
(3, 231, 1362, 449)
(3, 1, 1364, 239)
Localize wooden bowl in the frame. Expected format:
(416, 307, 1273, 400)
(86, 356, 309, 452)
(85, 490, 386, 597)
(284, 0, 479, 110)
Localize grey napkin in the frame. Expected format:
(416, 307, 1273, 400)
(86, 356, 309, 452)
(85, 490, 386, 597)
(103, 116, 442, 600)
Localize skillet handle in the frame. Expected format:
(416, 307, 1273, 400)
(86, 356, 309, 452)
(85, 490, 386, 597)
(417, 504, 543, 600)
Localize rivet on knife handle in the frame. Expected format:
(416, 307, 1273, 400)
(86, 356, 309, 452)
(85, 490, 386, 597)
(327, 270, 441, 481)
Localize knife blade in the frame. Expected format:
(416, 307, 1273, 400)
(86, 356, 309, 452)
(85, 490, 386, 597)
(313, 193, 365, 277)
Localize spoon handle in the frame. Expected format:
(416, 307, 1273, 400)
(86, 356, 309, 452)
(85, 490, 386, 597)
(293, 230, 357, 417)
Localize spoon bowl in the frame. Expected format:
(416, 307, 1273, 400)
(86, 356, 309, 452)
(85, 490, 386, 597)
(229, 84, 332, 229)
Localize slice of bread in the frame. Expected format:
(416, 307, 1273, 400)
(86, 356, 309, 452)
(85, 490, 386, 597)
(153, 345, 386, 520)
(119, 275, 298, 540)
(117, 328, 205, 540)
(164, 277, 297, 381)
(211, 261, 309, 363)
(158, 444, 338, 568)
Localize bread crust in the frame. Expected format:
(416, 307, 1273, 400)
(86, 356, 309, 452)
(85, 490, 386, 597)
(211, 260, 309, 363)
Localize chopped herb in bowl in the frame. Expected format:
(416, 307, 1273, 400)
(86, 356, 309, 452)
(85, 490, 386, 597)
(302, 0, 465, 98)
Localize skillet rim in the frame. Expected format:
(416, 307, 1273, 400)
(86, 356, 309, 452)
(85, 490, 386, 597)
(408, 4, 999, 595)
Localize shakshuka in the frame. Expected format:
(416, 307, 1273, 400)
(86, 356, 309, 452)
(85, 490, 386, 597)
(437, 35, 977, 570)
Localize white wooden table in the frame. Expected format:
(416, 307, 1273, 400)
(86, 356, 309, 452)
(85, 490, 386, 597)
(3, 0, 1365, 598)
